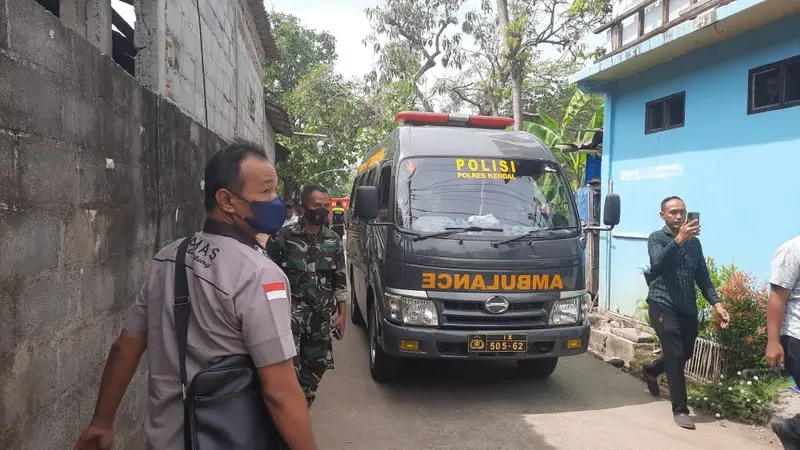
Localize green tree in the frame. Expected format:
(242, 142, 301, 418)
(265, 13, 337, 99)
(522, 58, 586, 122)
(437, 0, 605, 125)
(495, 0, 609, 129)
(278, 66, 379, 199)
(265, 13, 382, 199)
(364, 0, 468, 111)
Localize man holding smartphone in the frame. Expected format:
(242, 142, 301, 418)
(765, 236, 800, 448)
(642, 196, 730, 430)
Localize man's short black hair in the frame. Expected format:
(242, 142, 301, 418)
(660, 196, 684, 211)
(301, 184, 329, 206)
(284, 200, 295, 209)
(204, 141, 268, 212)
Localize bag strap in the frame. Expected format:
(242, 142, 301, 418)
(173, 237, 192, 400)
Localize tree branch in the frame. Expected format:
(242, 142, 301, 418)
(383, 16, 433, 61)
(433, 18, 455, 56)
(452, 87, 487, 114)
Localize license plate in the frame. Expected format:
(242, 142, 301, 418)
(467, 334, 528, 353)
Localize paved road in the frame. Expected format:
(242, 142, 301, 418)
(310, 311, 782, 450)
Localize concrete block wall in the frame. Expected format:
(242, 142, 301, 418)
(0, 0, 225, 447)
(148, 0, 274, 158)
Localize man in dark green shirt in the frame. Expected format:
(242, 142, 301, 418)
(643, 196, 730, 430)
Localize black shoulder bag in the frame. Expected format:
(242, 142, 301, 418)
(173, 237, 288, 450)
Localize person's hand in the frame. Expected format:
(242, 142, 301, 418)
(713, 303, 730, 329)
(74, 423, 114, 450)
(766, 340, 785, 372)
(332, 314, 346, 339)
(675, 219, 700, 244)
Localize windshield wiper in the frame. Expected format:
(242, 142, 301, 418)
(491, 228, 571, 247)
(412, 226, 503, 242)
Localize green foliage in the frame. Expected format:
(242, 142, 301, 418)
(523, 60, 587, 121)
(522, 89, 603, 190)
(277, 66, 374, 199)
(714, 270, 770, 375)
(265, 13, 337, 99)
(696, 258, 738, 339)
(364, 0, 468, 110)
(689, 371, 789, 423)
(265, 13, 406, 200)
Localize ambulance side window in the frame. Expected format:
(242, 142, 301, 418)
(365, 167, 378, 187)
(377, 165, 392, 220)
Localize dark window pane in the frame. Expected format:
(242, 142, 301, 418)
(752, 68, 781, 109)
(786, 60, 800, 102)
(666, 94, 685, 127)
(646, 101, 664, 132)
(378, 167, 391, 207)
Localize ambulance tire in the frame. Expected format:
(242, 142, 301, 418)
(517, 358, 558, 378)
(368, 302, 399, 383)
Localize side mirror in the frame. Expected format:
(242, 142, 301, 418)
(354, 186, 379, 220)
(603, 193, 621, 226)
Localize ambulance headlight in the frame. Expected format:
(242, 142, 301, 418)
(549, 293, 591, 325)
(385, 293, 439, 327)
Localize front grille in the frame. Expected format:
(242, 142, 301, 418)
(439, 299, 551, 330)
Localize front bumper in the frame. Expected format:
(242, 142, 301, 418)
(379, 319, 591, 360)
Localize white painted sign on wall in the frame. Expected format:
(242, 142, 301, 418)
(619, 164, 684, 181)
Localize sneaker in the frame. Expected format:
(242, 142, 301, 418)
(643, 371, 660, 397)
(674, 413, 696, 430)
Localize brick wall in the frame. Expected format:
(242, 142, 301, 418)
(146, 0, 275, 160)
(0, 0, 227, 447)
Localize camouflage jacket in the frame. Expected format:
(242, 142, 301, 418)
(267, 220, 347, 311)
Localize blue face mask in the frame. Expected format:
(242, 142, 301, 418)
(234, 194, 287, 235)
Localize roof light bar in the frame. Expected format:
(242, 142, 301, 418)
(395, 111, 514, 130)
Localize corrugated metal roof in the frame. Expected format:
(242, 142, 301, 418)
(265, 99, 293, 137)
(246, 0, 279, 61)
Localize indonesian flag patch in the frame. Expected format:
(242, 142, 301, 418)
(263, 282, 288, 301)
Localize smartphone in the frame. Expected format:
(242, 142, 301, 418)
(687, 212, 700, 224)
(332, 327, 342, 340)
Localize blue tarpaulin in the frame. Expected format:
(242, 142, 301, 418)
(584, 154, 601, 186)
(575, 186, 592, 224)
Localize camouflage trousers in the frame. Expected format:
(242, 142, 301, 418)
(291, 302, 334, 408)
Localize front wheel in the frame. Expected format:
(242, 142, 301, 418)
(368, 302, 399, 382)
(517, 358, 558, 378)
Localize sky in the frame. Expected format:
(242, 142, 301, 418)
(268, 0, 377, 81)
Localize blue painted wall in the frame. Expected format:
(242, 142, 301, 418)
(597, 13, 800, 316)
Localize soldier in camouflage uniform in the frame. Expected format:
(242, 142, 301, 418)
(267, 184, 347, 407)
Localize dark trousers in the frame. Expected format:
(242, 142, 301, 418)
(644, 301, 698, 415)
(775, 336, 800, 449)
(782, 335, 800, 380)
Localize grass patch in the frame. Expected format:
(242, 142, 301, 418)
(688, 370, 790, 424)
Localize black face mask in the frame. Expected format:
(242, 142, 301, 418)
(305, 207, 329, 226)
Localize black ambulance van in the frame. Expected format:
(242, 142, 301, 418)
(345, 111, 620, 382)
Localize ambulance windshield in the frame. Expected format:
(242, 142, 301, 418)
(395, 157, 577, 236)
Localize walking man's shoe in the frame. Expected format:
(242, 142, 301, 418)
(674, 413, 696, 430)
(771, 416, 800, 450)
(643, 371, 660, 397)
